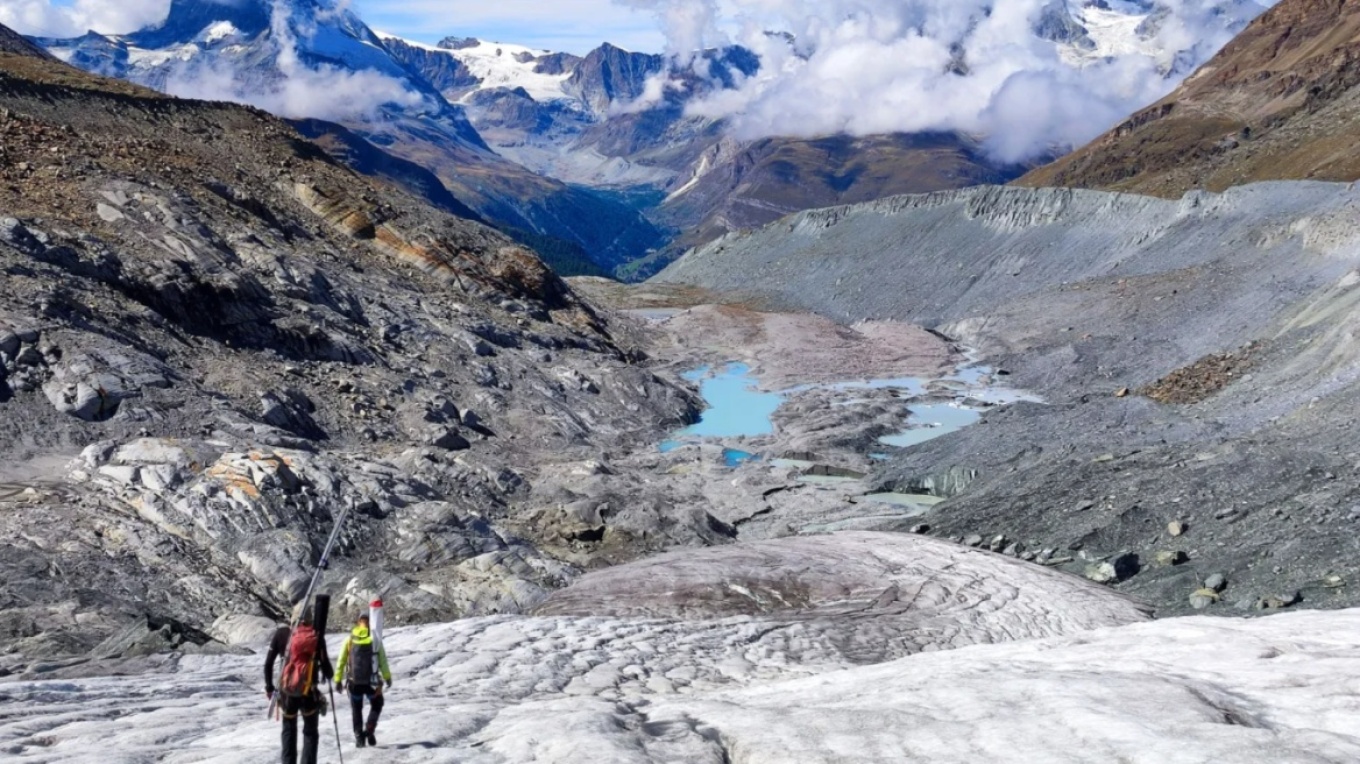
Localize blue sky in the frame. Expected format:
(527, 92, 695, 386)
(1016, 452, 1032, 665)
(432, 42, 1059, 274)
(3, 0, 668, 53)
(354, 0, 667, 53)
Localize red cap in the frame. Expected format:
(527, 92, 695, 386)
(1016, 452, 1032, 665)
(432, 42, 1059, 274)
(370, 599, 383, 608)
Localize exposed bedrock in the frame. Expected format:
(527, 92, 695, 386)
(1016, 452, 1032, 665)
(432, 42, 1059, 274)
(0, 58, 703, 668)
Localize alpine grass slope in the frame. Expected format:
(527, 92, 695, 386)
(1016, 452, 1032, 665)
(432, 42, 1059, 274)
(1020, 0, 1360, 195)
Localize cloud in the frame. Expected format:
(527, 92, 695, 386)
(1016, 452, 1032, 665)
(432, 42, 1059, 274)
(162, 52, 425, 124)
(617, 0, 1276, 163)
(2, 0, 422, 122)
(614, 0, 722, 63)
(160, 1, 426, 122)
(0, 0, 172, 38)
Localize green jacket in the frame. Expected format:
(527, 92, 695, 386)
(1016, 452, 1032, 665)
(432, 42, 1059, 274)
(334, 625, 392, 686)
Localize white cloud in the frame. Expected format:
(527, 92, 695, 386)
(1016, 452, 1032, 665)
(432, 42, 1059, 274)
(0, 0, 172, 38)
(615, 0, 722, 63)
(2, 0, 1278, 159)
(160, 0, 426, 122)
(164, 58, 423, 122)
(618, 0, 1277, 163)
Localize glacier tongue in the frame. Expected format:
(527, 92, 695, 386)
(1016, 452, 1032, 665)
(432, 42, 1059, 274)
(5, 533, 1357, 762)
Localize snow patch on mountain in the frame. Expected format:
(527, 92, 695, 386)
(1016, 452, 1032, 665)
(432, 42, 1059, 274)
(125, 42, 203, 70)
(375, 33, 575, 105)
(197, 21, 242, 45)
(1061, 5, 1157, 64)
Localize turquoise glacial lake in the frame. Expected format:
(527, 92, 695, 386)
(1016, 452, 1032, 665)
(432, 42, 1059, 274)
(661, 361, 1032, 460)
(676, 363, 782, 438)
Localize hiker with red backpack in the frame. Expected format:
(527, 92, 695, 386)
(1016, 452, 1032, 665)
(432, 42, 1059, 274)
(265, 601, 335, 764)
(333, 611, 392, 748)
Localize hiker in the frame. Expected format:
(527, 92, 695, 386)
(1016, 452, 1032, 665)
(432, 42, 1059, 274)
(334, 611, 392, 748)
(265, 602, 334, 764)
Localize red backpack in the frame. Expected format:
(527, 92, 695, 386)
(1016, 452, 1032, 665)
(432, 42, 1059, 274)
(279, 624, 319, 697)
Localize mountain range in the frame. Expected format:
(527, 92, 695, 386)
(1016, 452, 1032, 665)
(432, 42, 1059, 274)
(9, 0, 1360, 758)
(29, 0, 1275, 278)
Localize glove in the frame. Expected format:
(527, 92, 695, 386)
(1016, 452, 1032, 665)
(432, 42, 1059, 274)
(385, 677, 393, 690)
(335, 681, 345, 693)
(265, 687, 275, 700)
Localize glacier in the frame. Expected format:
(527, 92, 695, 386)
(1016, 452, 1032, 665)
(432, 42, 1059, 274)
(3, 533, 1357, 762)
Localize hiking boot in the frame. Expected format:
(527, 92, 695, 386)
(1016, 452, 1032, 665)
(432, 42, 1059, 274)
(366, 729, 377, 747)
(355, 733, 366, 749)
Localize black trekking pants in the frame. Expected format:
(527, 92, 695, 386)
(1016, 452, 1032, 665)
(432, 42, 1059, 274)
(280, 694, 320, 764)
(349, 684, 384, 735)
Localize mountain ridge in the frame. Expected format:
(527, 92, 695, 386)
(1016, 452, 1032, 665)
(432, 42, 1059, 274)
(27, 0, 1279, 277)
(34, 0, 665, 276)
(1018, 0, 1360, 195)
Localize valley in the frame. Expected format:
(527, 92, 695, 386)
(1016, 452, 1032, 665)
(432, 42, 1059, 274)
(4, 0, 1360, 760)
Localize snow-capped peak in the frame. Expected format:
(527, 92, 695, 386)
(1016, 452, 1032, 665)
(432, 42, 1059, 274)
(375, 31, 576, 104)
(194, 21, 242, 46)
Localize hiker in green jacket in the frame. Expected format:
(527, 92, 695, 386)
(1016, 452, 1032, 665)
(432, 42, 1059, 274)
(334, 612, 392, 748)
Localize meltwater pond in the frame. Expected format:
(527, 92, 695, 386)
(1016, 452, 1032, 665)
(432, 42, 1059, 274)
(675, 364, 782, 438)
(662, 361, 1036, 458)
(879, 403, 982, 448)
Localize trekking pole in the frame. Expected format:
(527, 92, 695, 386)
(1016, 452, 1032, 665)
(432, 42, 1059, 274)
(267, 498, 357, 719)
(328, 680, 346, 764)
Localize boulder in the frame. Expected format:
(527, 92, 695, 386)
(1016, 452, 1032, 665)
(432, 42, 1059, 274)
(1085, 562, 1119, 584)
(44, 376, 121, 421)
(1154, 550, 1189, 567)
(1085, 553, 1140, 584)
(210, 614, 279, 648)
(462, 332, 495, 357)
(1257, 592, 1301, 610)
(259, 391, 318, 437)
(429, 427, 471, 451)
(1189, 588, 1220, 609)
(14, 345, 42, 367)
(41, 348, 169, 421)
(0, 328, 19, 359)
